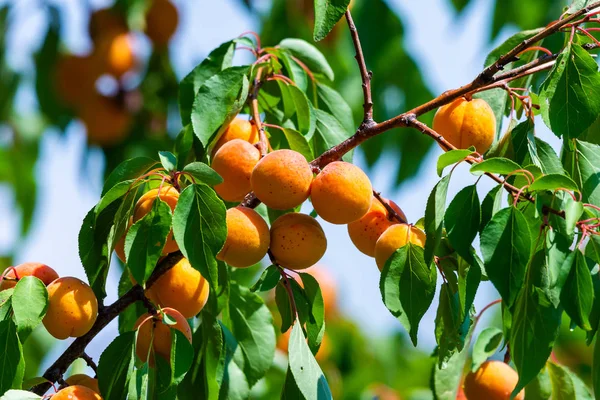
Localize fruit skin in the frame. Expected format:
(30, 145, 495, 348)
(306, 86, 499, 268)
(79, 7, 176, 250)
(135, 307, 192, 367)
(270, 213, 327, 270)
(53, 385, 102, 400)
(80, 95, 131, 147)
(251, 150, 313, 210)
(212, 117, 259, 156)
(217, 206, 270, 268)
(133, 186, 180, 255)
(347, 197, 406, 257)
(96, 33, 136, 78)
(54, 55, 100, 108)
(145, 256, 210, 318)
(374, 224, 426, 270)
(65, 374, 100, 394)
(463, 360, 524, 400)
(432, 97, 496, 154)
(0, 262, 59, 291)
(311, 161, 373, 224)
(212, 139, 261, 202)
(43, 277, 98, 340)
(145, 0, 179, 47)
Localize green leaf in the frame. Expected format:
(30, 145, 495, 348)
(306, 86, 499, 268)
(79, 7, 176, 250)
(548, 362, 593, 399)
(312, 109, 353, 162)
(569, 0, 595, 13)
(535, 138, 565, 175)
(191, 66, 250, 147)
(471, 327, 503, 372)
(487, 119, 534, 164)
(457, 253, 482, 318)
(586, 235, 600, 265)
(444, 185, 480, 262)
(545, 229, 573, 307)
(563, 140, 600, 206)
(561, 250, 594, 330)
(279, 83, 316, 137)
(540, 43, 600, 139)
(299, 273, 326, 353)
(158, 151, 177, 173)
(282, 128, 314, 161)
(525, 366, 552, 400)
(436, 149, 472, 177)
(182, 162, 223, 186)
(276, 49, 309, 92)
(101, 157, 158, 196)
(529, 174, 580, 193)
(484, 29, 544, 67)
(313, 0, 350, 42)
(435, 282, 470, 366)
(172, 184, 227, 290)
(250, 265, 281, 292)
(0, 289, 12, 320)
(288, 321, 332, 399)
(174, 125, 196, 170)
(98, 331, 136, 400)
(594, 324, 600, 398)
(276, 283, 293, 334)
(95, 180, 137, 218)
(0, 320, 24, 394)
(380, 244, 437, 345)
(315, 83, 354, 134)
(220, 324, 250, 400)
(0, 390, 42, 400)
(169, 330, 194, 385)
(424, 175, 451, 265)
(470, 157, 521, 176)
(474, 88, 508, 136)
(481, 207, 532, 306)
(128, 365, 151, 400)
(480, 185, 503, 232)
(12, 277, 48, 339)
(279, 39, 334, 81)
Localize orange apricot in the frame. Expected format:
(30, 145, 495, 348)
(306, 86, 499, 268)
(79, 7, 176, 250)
(432, 97, 496, 154)
(96, 33, 136, 78)
(347, 197, 406, 257)
(374, 224, 426, 271)
(211, 117, 259, 156)
(212, 139, 261, 202)
(311, 161, 373, 224)
(54, 54, 100, 108)
(270, 213, 327, 270)
(53, 385, 101, 400)
(80, 95, 131, 147)
(133, 186, 179, 255)
(43, 277, 98, 340)
(217, 206, 270, 268)
(144, 0, 179, 47)
(135, 307, 192, 367)
(65, 374, 100, 394)
(251, 150, 313, 210)
(0, 262, 59, 291)
(463, 360, 524, 400)
(144, 256, 209, 318)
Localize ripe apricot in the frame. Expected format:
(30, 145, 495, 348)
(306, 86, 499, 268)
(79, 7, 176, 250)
(374, 224, 426, 270)
(0, 262, 59, 291)
(212, 139, 261, 202)
(217, 206, 270, 268)
(135, 307, 192, 367)
(463, 360, 524, 400)
(144, 256, 209, 318)
(270, 213, 326, 270)
(145, 0, 179, 47)
(133, 186, 179, 255)
(347, 197, 406, 257)
(311, 161, 373, 224)
(65, 374, 100, 394)
(212, 117, 259, 156)
(43, 277, 98, 340)
(96, 33, 136, 78)
(88, 8, 127, 43)
(53, 385, 101, 400)
(54, 55, 100, 108)
(432, 97, 496, 154)
(251, 150, 313, 210)
(80, 95, 131, 147)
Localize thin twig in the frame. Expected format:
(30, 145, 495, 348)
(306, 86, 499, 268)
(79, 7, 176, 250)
(250, 67, 268, 157)
(81, 353, 98, 374)
(345, 10, 374, 124)
(268, 250, 297, 319)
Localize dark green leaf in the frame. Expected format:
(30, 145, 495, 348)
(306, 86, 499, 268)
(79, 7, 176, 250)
(0, 289, 12, 320)
(315, 83, 354, 134)
(457, 253, 482, 318)
(250, 265, 281, 292)
(169, 329, 194, 385)
(279, 39, 334, 81)
(525, 366, 552, 400)
(12, 277, 48, 339)
(300, 273, 326, 353)
(95, 180, 137, 218)
(312, 109, 353, 162)
(424, 175, 451, 264)
(561, 250, 594, 330)
(586, 235, 600, 265)
(174, 125, 196, 170)
(128, 365, 151, 400)
(282, 128, 314, 161)
(545, 229, 573, 307)
(181, 162, 223, 186)
(280, 84, 316, 137)
(563, 140, 600, 206)
(0, 320, 24, 394)
(98, 332, 136, 400)
(484, 29, 544, 67)
(529, 174, 580, 193)
(480, 185, 503, 232)
(444, 185, 480, 262)
(313, 0, 350, 42)
(436, 149, 472, 177)
(220, 324, 250, 400)
(102, 157, 157, 196)
(471, 327, 503, 372)
(470, 158, 521, 176)
(158, 151, 177, 172)
(276, 283, 293, 334)
(535, 138, 565, 175)
(435, 282, 470, 366)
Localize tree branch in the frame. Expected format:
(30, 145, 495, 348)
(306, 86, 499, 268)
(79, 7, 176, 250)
(250, 67, 268, 157)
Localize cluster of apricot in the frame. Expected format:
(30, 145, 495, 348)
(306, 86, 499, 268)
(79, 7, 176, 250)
(54, 0, 178, 147)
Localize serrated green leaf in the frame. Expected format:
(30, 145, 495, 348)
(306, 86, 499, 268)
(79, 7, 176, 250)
(548, 361, 593, 399)
(424, 174, 451, 265)
(445, 185, 480, 262)
(436, 149, 472, 177)
(102, 157, 158, 197)
(12, 277, 48, 339)
(312, 109, 353, 162)
(276, 283, 293, 334)
(95, 179, 137, 218)
(435, 282, 470, 366)
(316, 83, 354, 134)
(98, 332, 136, 400)
(182, 162, 223, 186)
(545, 229, 573, 307)
(250, 265, 281, 292)
(529, 174, 580, 193)
(470, 157, 521, 176)
(128, 364, 151, 400)
(0, 320, 24, 394)
(480, 185, 503, 232)
(279, 39, 334, 81)
(563, 140, 600, 206)
(313, 0, 350, 42)
(299, 273, 325, 354)
(282, 128, 314, 161)
(561, 250, 594, 330)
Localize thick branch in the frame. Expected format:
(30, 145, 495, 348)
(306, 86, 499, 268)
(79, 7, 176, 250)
(345, 10, 374, 124)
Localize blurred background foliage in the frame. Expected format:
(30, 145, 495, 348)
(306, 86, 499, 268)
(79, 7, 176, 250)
(0, 0, 593, 398)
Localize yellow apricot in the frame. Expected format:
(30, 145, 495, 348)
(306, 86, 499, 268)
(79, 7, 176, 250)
(135, 307, 192, 367)
(53, 385, 101, 400)
(347, 197, 406, 257)
(212, 117, 259, 156)
(217, 206, 270, 268)
(80, 95, 131, 147)
(270, 213, 327, 270)
(251, 150, 313, 210)
(144, 256, 209, 318)
(54, 54, 100, 108)
(65, 374, 100, 394)
(0, 262, 59, 291)
(96, 33, 136, 78)
(145, 0, 179, 48)
(311, 161, 373, 224)
(212, 139, 261, 202)
(133, 186, 179, 255)
(43, 277, 98, 340)
(374, 224, 426, 271)
(463, 361, 524, 400)
(432, 97, 496, 154)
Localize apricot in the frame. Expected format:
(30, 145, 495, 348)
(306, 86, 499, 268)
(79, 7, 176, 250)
(114, 232, 126, 263)
(54, 55, 100, 108)
(212, 117, 259, 156)
(53, 385, 101, 400)
(311, 161, 372, 224)
(347, 197, 406, 257)
(0, 262, 59, 291)
(251, 150, 313, 210)
(270, 213, 326, 270)
(432, 97, 496, 154)
(43, 277, 98, 340)
(96, 33, 136, 78)
(80, 95, 131, 147)
(145, 0, 179, 48)
(144, 256, 209, 318)
(212, 139, 261, 202)
(133, 186, 179, 255)
(65, 374, 100, 394)
(374, 224, 426, 270)
(88, 8, 127, 43)
(463, 360, 524, 400)
(135, 307, 192, 367)
(305, 265, 338, 318)
(217, 206, 270, 268)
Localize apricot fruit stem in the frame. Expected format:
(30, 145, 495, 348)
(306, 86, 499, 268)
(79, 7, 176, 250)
(373, 191, 406, 223)
(249, 67, 269, 158)
(268, 249, 298, 319)
(475, 299, 502, 324)
(0, 266, 18, 287)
